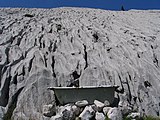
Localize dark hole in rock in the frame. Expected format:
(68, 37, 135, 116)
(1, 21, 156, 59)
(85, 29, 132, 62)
(56, 24, 62, 32)
(24, 14, 34, 18)
(133, 96, 137, 102)
(72, 71, 80, 80)
(88, 27, 92, 30)
(107, 48, 112, 52)
(137, 53, 140, 58)
(92, 33, 99, 42)
(144, 81, 152, 88)
(71, 53, 75, 55)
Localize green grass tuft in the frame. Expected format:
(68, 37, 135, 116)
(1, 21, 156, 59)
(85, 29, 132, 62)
(144, 116, 160, 120)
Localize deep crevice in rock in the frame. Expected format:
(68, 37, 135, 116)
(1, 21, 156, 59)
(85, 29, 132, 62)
(0, 75, 12, 107)
(43, 41, 45, 48)
(53, 41, 57, 52)
(22, 65, 25, 76)
(83, 44, 88, 70)
(10, 55, 24, 67)
(12, 73, 18, 85)
(144, 81, 152, 88)
(51, 56, 56, 78)
(0, 47, 10, 85)
(48, 41, 53, 52)
(125, 77, 132, 103)
(39, 34, 43, 49)
(44, 55, 47, 67)
(3, 87, 24, 120)
(72, 71, 80, 80)
(28, 56, 35, 72)
(115, 74, 124, 94)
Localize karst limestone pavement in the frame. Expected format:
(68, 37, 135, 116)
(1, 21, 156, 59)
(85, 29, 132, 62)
(0, 7, 160, 119)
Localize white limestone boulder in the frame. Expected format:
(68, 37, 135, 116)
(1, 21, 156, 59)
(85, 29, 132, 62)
(75, 100, 89, 107)
(72, 105, 81, 116)
(107, 107, 122, 120)
(79, 106, 95, 120)
(103, 107, 112, 115)
(94, 100, 105, 112)
(95, 112, 105, 120)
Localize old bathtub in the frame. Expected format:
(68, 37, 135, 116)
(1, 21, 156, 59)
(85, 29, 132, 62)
(48, 86, 117, 105)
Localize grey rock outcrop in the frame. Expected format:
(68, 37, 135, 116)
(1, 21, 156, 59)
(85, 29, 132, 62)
(107, 108, 122, 120)
(79, 106, 95, 120)
(0, 7, 160, 119)
(43, 104, 56, 117)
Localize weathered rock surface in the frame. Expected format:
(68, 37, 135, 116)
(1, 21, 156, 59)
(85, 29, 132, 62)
(72, 105, 81, 116)
(103, 107, 112, 115)
(104, 100, 110, 107)
(79, 106, 95, 120)
(43, 104, 56, 117)
(0, 7, 160, 119)
(94, 100, 105, 111)
(107, 107, 122, 120)
(0, 106, 5, 120)
(127, 112, 141, 119)
(50, 114, 62, 120)
(95, 112, 105, 120)
(75, 100, 89, 108)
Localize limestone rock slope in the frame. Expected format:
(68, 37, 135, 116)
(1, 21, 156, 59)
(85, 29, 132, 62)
(0, 7, 160, 119)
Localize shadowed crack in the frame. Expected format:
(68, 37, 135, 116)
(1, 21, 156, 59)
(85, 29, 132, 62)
(72, 71, 80, 80)
(51, 56, 56, 78)
(0, 29, 24, 46)
(28, 56, 35, 72)
(3, 87, 24, 120)
(24, 14, 34, 18)
(0, 75, 12, 107)
(115, 74, 124, 94)
(83, 44, 88, 70)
